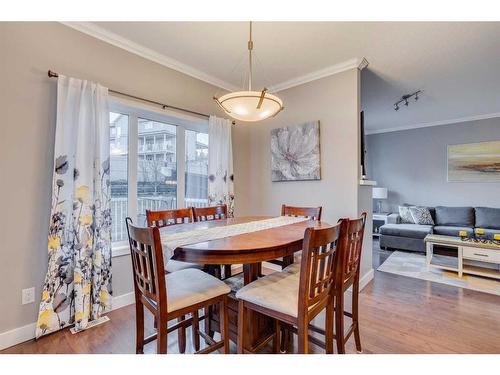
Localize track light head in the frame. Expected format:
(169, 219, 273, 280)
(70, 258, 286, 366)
(393, 90, 421, 112)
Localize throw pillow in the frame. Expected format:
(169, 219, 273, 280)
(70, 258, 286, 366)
(399, 206, 415, 224)
(409, 206, 435, 225)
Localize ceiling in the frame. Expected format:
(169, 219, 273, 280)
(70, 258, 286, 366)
(74, 22, 500, 133)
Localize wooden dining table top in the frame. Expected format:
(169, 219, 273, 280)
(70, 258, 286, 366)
(161, 216, 332, 265)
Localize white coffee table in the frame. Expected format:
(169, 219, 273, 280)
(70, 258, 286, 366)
(425, 234, 500, 280)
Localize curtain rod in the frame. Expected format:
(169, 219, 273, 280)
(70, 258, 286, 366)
(48, 70, 235, 124)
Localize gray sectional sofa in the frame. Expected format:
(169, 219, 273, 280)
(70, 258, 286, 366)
(379, 206, 500, 253)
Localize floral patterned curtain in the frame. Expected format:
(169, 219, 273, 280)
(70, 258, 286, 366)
(36, 76, 111, 338)
(208, 116, 234, 216)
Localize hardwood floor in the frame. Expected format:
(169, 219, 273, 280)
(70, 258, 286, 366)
(3, 239, 500, 354)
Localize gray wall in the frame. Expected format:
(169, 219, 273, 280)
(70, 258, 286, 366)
(233, 68, 373, 284)
(366, 118, 500, 212)
(0, 22, 224, 334)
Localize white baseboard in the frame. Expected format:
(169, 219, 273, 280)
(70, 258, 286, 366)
(0, 291, 136, 351)
(0, 322, 37, 351)
(359, 268, 375, 291)
(110, 291, 135, 311)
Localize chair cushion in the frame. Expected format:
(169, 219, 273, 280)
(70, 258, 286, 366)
(223, 273, 244, 293)
(166, 269, 230, 313)
(236, 271, 300, 318)
(166, 260, 203, 273)
(433, 226, 474, 237)
(475, 207, 500, 229)
(474, 228, 500, 240)
(435, 206, 475, 227)
(379, 224, 433, 239)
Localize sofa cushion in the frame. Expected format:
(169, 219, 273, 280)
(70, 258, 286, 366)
(475, 207, 500, 229)
(433, 226, 474, 237)
(379, 224, 433, 239)
(474, 228, 500, 240)
(404, 204, 436, 222)
(398, 206, 415, 224)
(435, 206, 475, 227)
(409, 206, 435, 225)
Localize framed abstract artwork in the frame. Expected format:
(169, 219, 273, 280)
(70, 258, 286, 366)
(271, 121, 321, 182)
(447, 140, 500, 182)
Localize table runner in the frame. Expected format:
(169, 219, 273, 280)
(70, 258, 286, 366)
(161, 216, 308, 262)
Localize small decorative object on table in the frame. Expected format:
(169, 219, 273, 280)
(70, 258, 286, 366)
(494, 233, 500, 245)
(459, 230, 469, 241)
(460, 228, 500, 245)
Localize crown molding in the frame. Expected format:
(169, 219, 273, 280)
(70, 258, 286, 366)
(270, 57, 369, 93)
(365, 112, 500, 135)
(61, 22, 368, 94)
(61, 22, 239, 92)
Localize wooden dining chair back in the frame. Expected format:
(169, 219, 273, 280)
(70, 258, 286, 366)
(146, 208, 194, 228)
(126, 217, 165, 307)
(192, 204, 228, 222)
(332, 212, 367, 354)
(335, 212, 367, 290)
(281, 204, 322, 221)
(125, 217, 230, 354)
(236, 222, 344, 354)
(126, 217, 168, 353)
(298, 224, 343, 316)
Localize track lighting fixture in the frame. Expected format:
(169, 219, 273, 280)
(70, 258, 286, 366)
(393, 90, 422, 111)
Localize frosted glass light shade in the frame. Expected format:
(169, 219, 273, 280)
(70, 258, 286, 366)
(372, 187, 388, 199)
(215, 91, 283, 122)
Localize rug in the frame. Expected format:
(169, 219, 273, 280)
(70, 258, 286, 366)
(377, 251, 500, 296)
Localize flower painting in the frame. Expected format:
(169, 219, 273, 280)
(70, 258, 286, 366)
(271, 121, 321, 182)
(448, 140, 500, 182)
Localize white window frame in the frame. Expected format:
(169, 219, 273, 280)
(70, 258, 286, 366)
(109, 96, 209, 257)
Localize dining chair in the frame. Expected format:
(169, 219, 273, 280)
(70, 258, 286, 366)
(236, 222, 344, 354)
(146, 208, 202, 274)
(332, 212, 367, 354)
(192, 204, 228, 222)
(267, 204, 323, 270)
(284, 213, 367, 354)
(145, 207, 204, 352)
(281, 204, 323, 221)
(125, 217, 230, 354)
(192, 204, 231, 279)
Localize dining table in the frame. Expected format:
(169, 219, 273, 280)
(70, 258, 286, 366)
(159, 215, 332, 351)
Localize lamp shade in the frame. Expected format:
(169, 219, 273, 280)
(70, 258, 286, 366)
(372, 187, 388, 199)
(215, 91, 284, 122)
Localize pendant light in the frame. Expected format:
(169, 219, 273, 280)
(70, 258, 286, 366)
(214, 22, 284, 122)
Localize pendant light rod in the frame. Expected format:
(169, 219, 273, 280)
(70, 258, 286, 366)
(212, 21, 283, 122)
(248, 21, 253, 91)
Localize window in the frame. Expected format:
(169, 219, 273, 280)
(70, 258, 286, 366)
(137, 118, 177, 226)
(109, 112, 129, 242)
(108, 100, 209, 247)
(185, 130, 209, 208)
